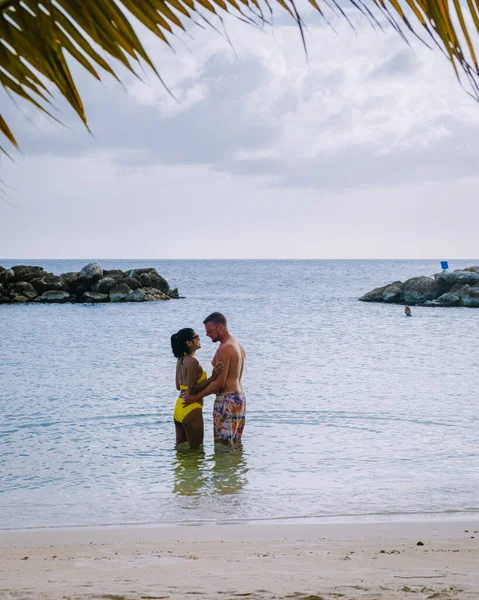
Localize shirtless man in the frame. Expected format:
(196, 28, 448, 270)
(183, 312, 246, 445)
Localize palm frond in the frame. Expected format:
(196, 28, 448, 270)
(1, 0, 479, 153)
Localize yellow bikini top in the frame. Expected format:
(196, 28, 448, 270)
(180, 367, 207, 390)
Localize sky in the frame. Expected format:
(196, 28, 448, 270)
(1, 3, 479, 259)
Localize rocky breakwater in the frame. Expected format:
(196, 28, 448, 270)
(0, 263, 180, 304)
(359, 266, 479, 308)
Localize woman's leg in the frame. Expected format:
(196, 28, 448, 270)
(182, 409, 204, 449)
(174, 419, 187, 445)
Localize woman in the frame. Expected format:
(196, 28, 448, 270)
(170, 328, 223, 449)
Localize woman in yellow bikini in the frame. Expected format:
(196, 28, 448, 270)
(170, 328, 223, 449)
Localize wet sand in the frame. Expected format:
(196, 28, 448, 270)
(0, 520, 478, 599)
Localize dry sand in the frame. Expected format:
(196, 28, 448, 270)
(0, 520, 478, 599)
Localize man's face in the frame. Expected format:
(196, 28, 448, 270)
(204, 322, 221, 343)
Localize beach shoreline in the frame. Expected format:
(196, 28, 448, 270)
(1, 519, 478, 599)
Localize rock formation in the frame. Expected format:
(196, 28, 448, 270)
(0, 263, 180, 304)
(359, 266, 479, 307)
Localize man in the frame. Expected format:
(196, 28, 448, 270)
(183, 312, 246, 446)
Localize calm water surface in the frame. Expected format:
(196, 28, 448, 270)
(1, 259, 478, 529)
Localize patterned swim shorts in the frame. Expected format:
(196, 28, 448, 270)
(213, 392, 246, 443)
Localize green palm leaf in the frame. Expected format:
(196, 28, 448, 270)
(1, 0, 479, 153)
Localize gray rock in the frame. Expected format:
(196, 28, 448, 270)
(142, 287, 170, 301)
(463, 265, 479, 273)
(79, 262, 103, 281)
(382, 282, 403, 303)
(0, 283, 3, 296)
(0, 266, 4, 274)
(124, 277, 142, 290)
(127, 268, 152, 279)
(13, 281, 38, 300)
(30, 275, 66, 294)
(434, 270, 479, 290)
(39, 291, 70, 303)
(60, 272, 79, 291)
(11, 266, 46, 282)
(129, 268, 170, 294)
(82, 291, 109, 303)
(103, 269, 126, 281)
(450, 283, 471, 297)
(435, 293, 460, 306)
(0, 269, 14, 284)
(461, 286, 479, 307)
(169, 287, 179, 299)
(148, 270, 170, 294)
(109, 283, 132, 303)
(93, 277, 117, 294)
(359, 283, 391, 302)
(124, 288, 146, 302)
(402, 277, 439, 305)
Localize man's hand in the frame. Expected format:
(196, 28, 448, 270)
(182, 392, 199, 407)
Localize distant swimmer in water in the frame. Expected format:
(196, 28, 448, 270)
(405, 306, 412, 317)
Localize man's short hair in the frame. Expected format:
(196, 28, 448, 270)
(203, 312, 227, 326)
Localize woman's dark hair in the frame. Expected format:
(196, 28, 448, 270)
(171, 328, 196, 358)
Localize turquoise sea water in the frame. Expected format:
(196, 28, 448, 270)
(1, 259, 478, 529)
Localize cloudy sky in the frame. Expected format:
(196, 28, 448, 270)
(1, 3, 479, 259)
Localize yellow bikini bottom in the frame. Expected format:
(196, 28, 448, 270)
(173, 371, 206, 424)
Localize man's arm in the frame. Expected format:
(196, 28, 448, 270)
(183, 347, 230, 405)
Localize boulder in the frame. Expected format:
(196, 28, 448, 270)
(60, 272, 79, 291)
(435, 293, 460, 307)
(434, 270, 479, 291)
(93, 277, 117, 294)
(359, 283, 390, 302)
(450, 283, 471, 297)
(11, 266, 46, 282)
(147, 269, 170, 294)
(402, 277, 439, 305)
(463, 265, 479, 273)
(0, 269, 15, 284)
(382, 282, 403, 303)
(39, 291, 70, 303)
(13, 295, 29, 303)
(124, 277, 142, 290)
(142, 287, 170, 301)
(127, 268, 152, 278)
(30, 275, 67, 294)
(12, 281, 38, 300)
(79, 262, 103, 281)
(124, 288, 146, 302)
(0, 266, 4, 274)
(461, 286, 479, 307)
(169, 287, 179, 299)
(82, 291, 109, 303)
(109, 283, 132, 303)
(103, 269, 126, 281)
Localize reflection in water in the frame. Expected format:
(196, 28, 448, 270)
(172, 443, 248, 497)
(210, 444, 248, 495)
(172, 443, 208, 496)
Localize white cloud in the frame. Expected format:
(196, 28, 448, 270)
(1, 9, 479, 258)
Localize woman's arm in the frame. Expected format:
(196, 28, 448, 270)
(175, 361, 180, 391)
(183, 350, 230, 406)
(189, 362, 224, 394)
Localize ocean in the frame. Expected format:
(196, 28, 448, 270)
(1, 259, 478, 530)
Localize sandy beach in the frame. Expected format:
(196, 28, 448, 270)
(0, 519, 477, 599)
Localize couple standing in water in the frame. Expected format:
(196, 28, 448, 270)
(170, 312, 246, 449)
